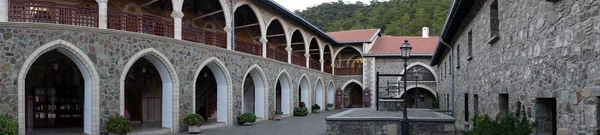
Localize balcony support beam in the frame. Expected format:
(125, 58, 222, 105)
(193, 10, 223, 20)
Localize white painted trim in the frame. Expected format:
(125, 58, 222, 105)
(341, 79, 364, 92)
(275, 70, 293, 115)
(326, 80, 335, 104)
(399, 62, 440, 81)
(17, 40, 100, 134)
(192, 57, 233, 125)
(314, 77, 324, 111)
(119, 48, 180, 132)
(241, 64, 269, 119)
(399, 85, 438, 98)
(298, 74, 311, 110)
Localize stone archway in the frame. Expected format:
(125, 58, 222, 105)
(18, 40, 100, 134)
(193, 57, 232, 125)
(242, 65, 268, 120)
(314, 78, 324, 111)
(275, 70, 292, 115)
(119, 48, 179, 131)
(298, 75, 310, 109)
(327, 81, 335, 105)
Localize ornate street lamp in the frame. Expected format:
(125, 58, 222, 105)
(400, 40, 412, 135)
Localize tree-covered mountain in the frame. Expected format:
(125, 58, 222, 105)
(294, 0, 452, 36)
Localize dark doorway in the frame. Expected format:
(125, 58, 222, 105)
(195, 67, 217, 123)
(124, 58, 162, 124)
(344, 82, 363, 108)
(405, 88, 436, 108)
(535, 98, 557, 135)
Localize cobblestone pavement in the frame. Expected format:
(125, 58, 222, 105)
(180, 110, 344, 135)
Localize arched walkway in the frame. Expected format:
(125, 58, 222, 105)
(341, 80, 363, 108)
(242, 65, 268, 119)
(18, 40, 100, 134)
(275, 70, 292, 115)
(193, 57, 232, 125)
(120, 48, 179, 131)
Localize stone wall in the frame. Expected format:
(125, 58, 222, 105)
(0, 23, 358, 134)
(326, 119, 455, 135)
(434, 0, 600, 134)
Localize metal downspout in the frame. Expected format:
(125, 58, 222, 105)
(439, 39, 454, 117)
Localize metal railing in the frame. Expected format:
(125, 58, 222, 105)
(9, 1, 98, 27)
(107, 12, 173, 38)
(335, 67, 362, 75)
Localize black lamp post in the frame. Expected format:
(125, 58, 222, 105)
(400, 40, 412, 135)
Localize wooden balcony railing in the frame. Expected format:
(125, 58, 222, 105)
(309, 59, 320, 71)
(267, 48, 287, 63)
(107, 12, 173, 38)
(182, 25, 227, 48)
(324, 62, 332, 74)
(292, 53, 305, 67)
(9, 1, 98, 27)
(235, 40, 261, 56)
(335, 68, 362, 75)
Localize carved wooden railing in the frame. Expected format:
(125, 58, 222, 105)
(9, 1, 98, 27)
(235, 40, 261, 56)
(335, 68, 362, 75)
(107, 12, 173, 38)
(268, 47, 287, 63)
(324, 62, 332, 74)
(309, 59, 320, 71)
(292, 53, 306, 67)
(182, 25, 227, 48)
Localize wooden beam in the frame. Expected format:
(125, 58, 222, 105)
(266, 34, 285, 38)
(193, 10, 224, 20)
(235, 23, 259, 29)
(140, 0, 159, 7)
(277, 42, 304, 46)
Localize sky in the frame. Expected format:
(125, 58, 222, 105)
(273, 0, 375, 11)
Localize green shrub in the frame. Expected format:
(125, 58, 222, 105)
(327, 103, 334, 108)
(0, 115, 18, 135)
(183, 114, 204, 126)
(432, 98, 440, 108)
(294, 107, 308, 116)
(462, 102, 535, 135)
(237, 113, 257, 125)
(106, 115, 131, 134)
(312, 104, 321, 110)
(274, 111, 283, 115)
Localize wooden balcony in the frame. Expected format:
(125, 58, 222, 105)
(335, 68, 362, 75)
(324, 62, 332, 74)
(107, 12, 173, 38)
(182, 25, 227, 48)
(9, 1, 98, 27)
(235, 40, 262, 56)
(267, 48, 287, 63)
(292, 53, 305, 67)
(309, 59, 320, 71)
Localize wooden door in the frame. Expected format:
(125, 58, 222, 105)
(350, 89, 362, 107)
(126, 88, 142, 122)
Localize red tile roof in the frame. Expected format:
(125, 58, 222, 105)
(369, 36, 439, 54)
(327, 29, 381, 43)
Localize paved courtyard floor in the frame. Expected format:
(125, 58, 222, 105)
(180, 109, 344, 135)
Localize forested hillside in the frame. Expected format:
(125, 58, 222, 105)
(294, 0, 452, 36)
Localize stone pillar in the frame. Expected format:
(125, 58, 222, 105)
(320, 59, 324, 72)
(286, 46, 292, 64)
(224, 26, 232, 50)
(171, 11, 184, 40)
(260, 37, 268, 58)
(305, 53, 310, 68)
(331, 63, 335, 75)
(0, 0, 7, 22)
(96, 0, 108, 28)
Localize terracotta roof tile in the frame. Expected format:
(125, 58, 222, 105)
(327, 29, 380, 43)
(369, 36, 439, 54)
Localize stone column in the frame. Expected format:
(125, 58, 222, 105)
(0, 0, 7, 22)
(96, 0, 108, 29)
(171, 11, 184, 40)
(305, 53, 310, 68)
(260, 37, 268, 58)
(286, 46, 292, 64)
(331, 63, 335, 75)
(224, 26, 232, 50)
(320, 59, 324, 72)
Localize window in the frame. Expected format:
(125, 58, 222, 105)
(444, 62, 447, 78)
(499, 94, 509, 117)
(535, 98, 556, 135)
(456, 45, 460, 68)
(488, 0, 500, 44)
(468, 30, 473, 59)
(473, 94, 479, 116)
(464, 93, 469, 121)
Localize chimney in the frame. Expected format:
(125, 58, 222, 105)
(422, 27, 429, 38)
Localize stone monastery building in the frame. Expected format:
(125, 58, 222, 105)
(0, 0, 441, 134)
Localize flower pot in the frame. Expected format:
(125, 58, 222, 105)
(326, 107, 334, 111)
(188, 125, 202, 133)
(313, 109, 321, 113)
(274, 115, 282, 120)
(242, 122, 254, 126)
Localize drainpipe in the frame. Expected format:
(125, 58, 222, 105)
(439, 39, 454, 117)
(230, 0, 235, 50)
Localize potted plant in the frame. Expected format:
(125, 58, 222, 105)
(274, 111, 283, 120)
(293, 107, 308, 116)
(183, 114, 204, 133)
(326, 103, 334, 111)
(0, 115, 18, 135)
(312, 104, 321, 113)
(237, 113, 257, 126)
(106, 115, 131, 135)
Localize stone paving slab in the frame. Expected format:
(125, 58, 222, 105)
(178, 110, 345, 135)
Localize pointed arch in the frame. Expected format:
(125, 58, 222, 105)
(119, 48, 180, 131)
(400, 62, 440, 81)
(341, 79, 363, 91)
(233, 2, 266, 41)
(242, 64, 269, 119)
(326, 80, 335, 104)
(333, 45, 363, 61)
(266, 17, 290, 37)
(193, 57, 233, 125)
(217, 0, 232, 26)
(275, 70, 293, 115)
(18, 40, 100, 134)
(297, 74, 311, 109)
(399, 85, 438, 98)
(314, 77, 325, 111)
